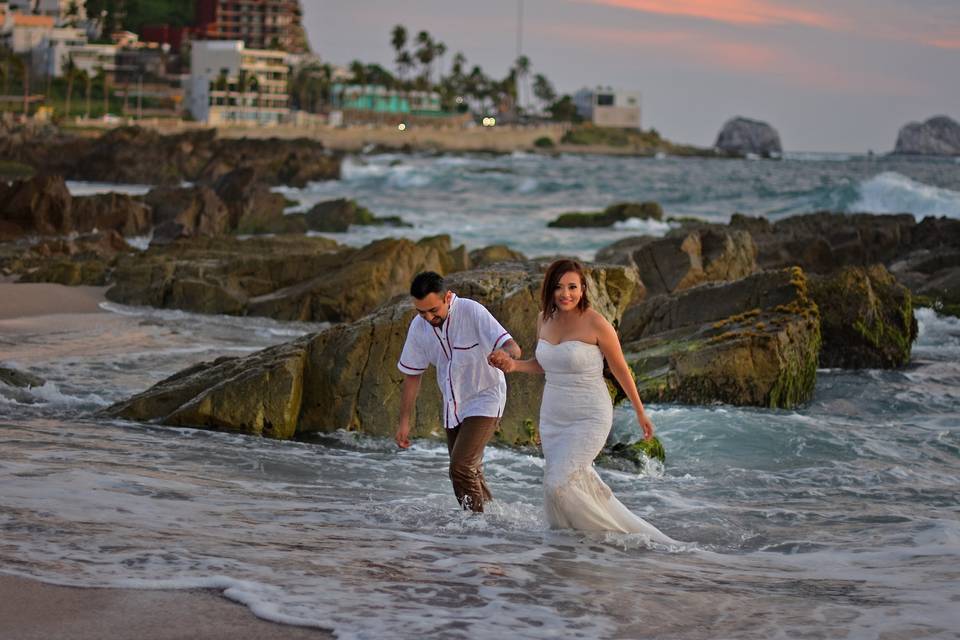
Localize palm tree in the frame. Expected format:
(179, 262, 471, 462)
(533, 73, 556, 114)
(390, 25, 407, 80)
(348, 60, 367, 85)
(414, 30, 435, 85)
(80, 68, 92, 119)
(434, 41, 447, 84)
(101, 68, 111, 117)
(237, 69, 248, 122)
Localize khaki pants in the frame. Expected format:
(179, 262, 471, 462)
(445, 416, 498, 513)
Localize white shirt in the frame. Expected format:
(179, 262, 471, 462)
(398, 294, 514, 428)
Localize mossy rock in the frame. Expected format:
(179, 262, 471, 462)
(809, 264, 917, 368)
(548, 201, 663, 228)
(304, 198, 411, 232)
(0, 160, 35, 180)
(533, 136, 555, 148)
(596, 436, 666, 473)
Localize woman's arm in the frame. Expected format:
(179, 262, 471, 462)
(489, 351, 544, 374)
(594, 313, 655, 440)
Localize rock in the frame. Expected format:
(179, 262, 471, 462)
(71, 193, 152, 236)
(145, 186, 232, 245)
(594, 236, 658, 265)
(893, 115, 960, 156)
(105, 235, 466, 323)
(633, 229, 757, 296)
(809, 265, 917, 368)
(595, 436, 666, 473)
(19, 257, 110, 286)
(303, 198, 410, 232)
(0, 175, 72, 237)
(105, 261, 642, 443)
(0, 365, 45, 389)
(621, 268, 821, 408)
(548, 202, 663, 228)
(59, 126, 342, 187)
(754, 212, 918, 273)
(214, 167, 288, 234)
(468, 245, 527, 268)
(714, 117, 782, 158)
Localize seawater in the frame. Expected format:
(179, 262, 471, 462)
(2, 153, 960, 639)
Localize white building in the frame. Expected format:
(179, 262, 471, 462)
(6, 0, 85, 25)
(66, 42, 117, 76)
(573, 86, 641, 129)
(189, 40, 290, 126)
(2, 13, 54, 53)
(32, 25, 86, 77)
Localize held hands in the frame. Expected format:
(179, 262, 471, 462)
(637, 411, 655, 441)
(487, 350, 516, 373)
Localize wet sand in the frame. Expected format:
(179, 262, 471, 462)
(0, 575, 333, 640)
(0, 282, 108, 320)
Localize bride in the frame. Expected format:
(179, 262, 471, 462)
(489, 259, 674, 541)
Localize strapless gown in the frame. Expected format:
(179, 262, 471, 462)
(536, 339, 674, 542)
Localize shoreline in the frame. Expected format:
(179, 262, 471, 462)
(0, 282, 108, 320)
(0, 575, 333, 640)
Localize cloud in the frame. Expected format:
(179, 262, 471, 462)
(583, 0, 842, 29)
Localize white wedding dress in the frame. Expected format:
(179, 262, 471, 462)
(536, 339, 675, 542)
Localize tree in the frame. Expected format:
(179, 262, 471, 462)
(414, 30, 435, 85)
(348, 60, 367, 85)
(533, 73, 556, 113)
(80, 68, 92, 119)
(434, 41, 447, 83)
(547, 95, 579, 122)
(390, 24, 407, 80)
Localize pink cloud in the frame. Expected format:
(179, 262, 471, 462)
(926, 38, 960, 50)
(584, 0, 843, 30)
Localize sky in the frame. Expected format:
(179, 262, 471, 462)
(302, 1, 960, 152)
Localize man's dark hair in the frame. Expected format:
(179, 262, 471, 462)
(410, 271, 446, 299)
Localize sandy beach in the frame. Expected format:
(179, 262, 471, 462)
(0, 282, 108, 320)
(0, 575, 333, 640)
(0, 283, 334, 640)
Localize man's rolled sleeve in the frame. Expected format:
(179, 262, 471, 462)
(398, 321, 430, 375)
(476, 303, 513, 353)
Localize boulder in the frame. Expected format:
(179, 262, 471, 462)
(145, 186, 232, 245)
(214, 167, 289, 233)
(548, 201, 663, 228)
(621, 268, 821, 408)
(594, 236, 657, 265)
(714, 117, 782, 158)
(633, 229, 757, 296)
(303, 198, 410, 232)
(893, 115, 960, 156)
(468, 245, 527, 268)
(0, 365, 45, 389)
(0, 175, 72, 237)
(105, 262, 642, 444)
(71, 193, 152, 236)
(809, 265, 916, 368)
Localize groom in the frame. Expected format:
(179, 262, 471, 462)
(395, 271, 521, 512)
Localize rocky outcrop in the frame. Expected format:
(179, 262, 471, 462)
(105, 262, 642, 444)
(0, 365, 45, 389)
(104, 235, 464, 322)
(213, 167, 289, 234)
(14, 231, 130, 285)
(809, 265, 917, 368)
(0, 175, 150, 241)
(301, 198, 410, 232)
(2, 126, 341, 188)
(0, 175, 72, 238)
(620, 268, 821, 408)
(548, 202, 663, 228)
(468, 245, 527, 268)
(634, 229, 758, 296)
(714, 117, 782, 158)
(145, 186, 232, 245)
(893, 115, 960, 156)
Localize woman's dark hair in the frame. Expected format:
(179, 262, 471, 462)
(410, 271, 446, 299)
(540, 259, 590, 319)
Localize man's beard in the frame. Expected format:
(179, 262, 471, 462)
(430, 317, 445, 328)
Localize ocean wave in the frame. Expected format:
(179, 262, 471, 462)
(0, 380, 109, 408)
(65, 180, 153, 197)
(612, 217, 673, 234)
(850, 171, 960, 219)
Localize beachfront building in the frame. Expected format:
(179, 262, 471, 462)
(330, 83, 441, 115)
(188, 39, 289, 125)
(1, 13, 54, 53)
(66, 41, 117, 76)
(5, 0, 85, 23)
(573, 86, 641, 129)
(194, 0, 308, 53)
(31, 25, 85, 77)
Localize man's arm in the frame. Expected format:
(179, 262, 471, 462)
(497, 339, 522, 359)
(395, 373, 422, 449)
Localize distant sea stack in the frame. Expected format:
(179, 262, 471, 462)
(893, 115, 960, 156)
(715, 117, 782, 158)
